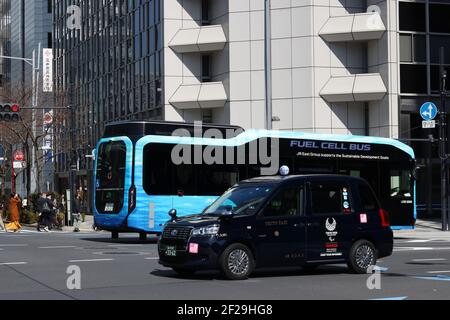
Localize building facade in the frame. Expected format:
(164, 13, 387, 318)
(9, 0, 54, 196)
(53, 0, 450, 214)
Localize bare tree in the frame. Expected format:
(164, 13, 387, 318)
(0, 83, 69, 196)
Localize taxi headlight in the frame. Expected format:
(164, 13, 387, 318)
(192, 225, 220, 237)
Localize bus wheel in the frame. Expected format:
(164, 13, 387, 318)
(112, 232, 119, 239)
(173, 268, 196, 276)
(139, 233, 147, 241)
(347, 240, 377, 274)
(219, 243, 255, 280)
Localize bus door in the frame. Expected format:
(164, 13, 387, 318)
(306, 180, 355, 262)
(94, 138, 133, 227)
(379, 163, 415, 227)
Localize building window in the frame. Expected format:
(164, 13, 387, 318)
(202, 55, 211, 82)
(399, 2, 426, 32)
(430, 4, 450, 33)
(202, 0, 210, 26)
(400, 65, 428, 94)
(48, 33, 52, 49)
(400, 34, 426, 63)
(430, 35, 450, 64)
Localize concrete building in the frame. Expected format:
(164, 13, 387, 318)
(54, 0, 450, 214)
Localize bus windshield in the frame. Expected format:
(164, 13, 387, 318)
(95, 141, 127, 214)
(203, 185, 274, 216)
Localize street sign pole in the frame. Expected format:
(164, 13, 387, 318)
(439, 47, 449, 231)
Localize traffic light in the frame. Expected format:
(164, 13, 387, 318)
(0, 104, 20, 122)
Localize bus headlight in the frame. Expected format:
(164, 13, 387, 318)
(192, 225, 220, 237)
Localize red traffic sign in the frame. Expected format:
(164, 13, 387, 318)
(13, 150, 25, 161)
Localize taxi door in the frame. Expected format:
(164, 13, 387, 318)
(305, 179, 356, 262)
(252, 183, 307, 267)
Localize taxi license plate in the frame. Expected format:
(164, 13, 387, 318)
(165, 246, 177, 257)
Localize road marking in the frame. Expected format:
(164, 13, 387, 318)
(415, 275, 450, 282)
(108, 244, 143, 247)
(39, 246, 77, 249)
(427, 270, 450, 274)
(0, 244, 28, 247)
(413, 258, 447, 262)
(407, 240, 432, 243)
(69, 259, 114, 263)
(373, 266, 389, 272)
(396, 247, 450, 252)
(145, 257, 159, 260)
(0, 262, 27, 266)
(371, 296, 408, 301)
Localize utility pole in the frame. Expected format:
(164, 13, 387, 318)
(264, 0, 272, 130)
(439, 47, 449, 231)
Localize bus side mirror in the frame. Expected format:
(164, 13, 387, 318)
(413, 166, 420, 180)
(169, 209, 177, 221)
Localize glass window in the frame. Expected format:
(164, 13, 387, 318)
(390, 170, 413, 199)
(399, 2, 426, 32)
(204, 185, 275, 216)
(430, 35, 450, 64)
(310, 182, 351, 215)
(262, 186, 303, 218)
(359, 183, 379, 212)
(400, 64, 427, 94)
(400, 34, 412, 63)
(431, 65, 450, 93)
(95, 141, 127, 214)
(430, 4, 450, 33)
(143, 143, 242, 196)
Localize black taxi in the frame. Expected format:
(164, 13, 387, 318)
(158, 175, 393, 280)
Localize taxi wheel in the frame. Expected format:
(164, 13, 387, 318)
(347, 240, 377, 274)
(220, 244, 255, 280)
(172, 268, 196, 276)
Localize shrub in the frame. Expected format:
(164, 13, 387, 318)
(20, 210, 39, 224)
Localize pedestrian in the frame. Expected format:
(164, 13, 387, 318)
(37, 193, 54, 232)
(72, 193, 82, 233)
(0, 202, 7, 232)
(5, 194, 22, 232)
(22, 196, 28, 210)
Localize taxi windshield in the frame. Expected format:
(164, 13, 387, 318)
(203, 185, 274, 216)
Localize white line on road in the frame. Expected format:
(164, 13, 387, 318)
(396, 247, 450, 252)
(0, 262, 27, 266)
(412, 258, 447, 262)
(108, 244, 143, 247)
(0, 244, 28, 247)
(407, 240, 432, 243)
(68, 259, 114, 263)
(427, 270, 450, 274)
(39, 246, 77, 249)
(145, 257, 159, 260)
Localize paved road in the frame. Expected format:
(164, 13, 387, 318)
(0, 229, 450, 300)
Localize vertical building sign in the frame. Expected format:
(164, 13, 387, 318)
(43, 48, 53, 92)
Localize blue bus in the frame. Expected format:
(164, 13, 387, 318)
(93, 121, 416, 239)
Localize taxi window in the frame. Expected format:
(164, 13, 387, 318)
(310, 181, 352, 215)
(262, 186, 303, 218)
(359, 183, 379, 212)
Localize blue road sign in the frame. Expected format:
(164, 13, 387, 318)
(420, 102, 438, 121)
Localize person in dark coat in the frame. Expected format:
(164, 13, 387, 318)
(36, 193, 54, 232)
(72, 193, 82, 232)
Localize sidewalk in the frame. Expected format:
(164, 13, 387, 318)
(394, 218, 450, 240)
(61, 214, 96, 233)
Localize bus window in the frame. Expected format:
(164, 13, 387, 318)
(95, 141, 127, 214)
(143, 143, 241, 196)
(390, 170, 413, 199)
